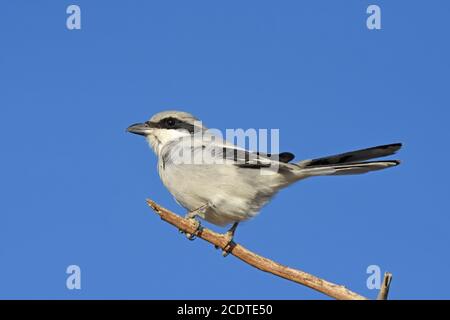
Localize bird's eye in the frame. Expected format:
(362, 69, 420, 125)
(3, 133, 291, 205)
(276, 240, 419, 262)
(165, 118, 176, 127)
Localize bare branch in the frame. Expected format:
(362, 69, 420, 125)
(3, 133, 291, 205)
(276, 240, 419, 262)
(377, 272, 393, 300)
(146, 198, 385, 300)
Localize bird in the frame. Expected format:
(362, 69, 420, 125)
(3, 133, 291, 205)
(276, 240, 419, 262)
(127, 110, 401, 249)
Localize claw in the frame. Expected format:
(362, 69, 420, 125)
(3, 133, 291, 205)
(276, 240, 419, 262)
(221, 222, 239, 257)
(181, 204, 209, 241)
(222, 241, 235, 257)
(182, 217, 202, 241)
(186, 232, 197, 241)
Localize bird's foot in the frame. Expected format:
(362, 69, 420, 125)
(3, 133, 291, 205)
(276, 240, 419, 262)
(183, 218, 203, 241)
(180, 204, 208, 240)
(221, 222, 239, 257)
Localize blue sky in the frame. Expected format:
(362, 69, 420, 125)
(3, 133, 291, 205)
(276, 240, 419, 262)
(0, 1, 449, 299)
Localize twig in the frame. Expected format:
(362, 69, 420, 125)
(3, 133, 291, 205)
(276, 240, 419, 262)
(146, 198, 386, 300)
(377, 272, 393, 300)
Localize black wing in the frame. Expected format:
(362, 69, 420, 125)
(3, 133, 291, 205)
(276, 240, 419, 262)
(219, 147, 295, 169)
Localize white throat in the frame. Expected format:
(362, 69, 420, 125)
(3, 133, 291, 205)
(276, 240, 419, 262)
(145, 129, 191, 156)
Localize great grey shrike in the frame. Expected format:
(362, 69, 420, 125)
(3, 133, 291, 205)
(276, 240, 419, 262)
(127, 110, 401, 244)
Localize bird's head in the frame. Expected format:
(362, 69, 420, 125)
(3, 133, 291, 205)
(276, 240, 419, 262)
(127, 110, 206, 155)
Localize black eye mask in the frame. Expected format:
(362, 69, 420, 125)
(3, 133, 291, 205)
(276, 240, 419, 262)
(150, 117, 196, 133)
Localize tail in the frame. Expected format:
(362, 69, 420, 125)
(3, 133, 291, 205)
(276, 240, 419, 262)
(296, 143, 402, 177)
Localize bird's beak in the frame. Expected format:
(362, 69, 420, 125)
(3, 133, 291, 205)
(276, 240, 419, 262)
(127, 122, 154, 136)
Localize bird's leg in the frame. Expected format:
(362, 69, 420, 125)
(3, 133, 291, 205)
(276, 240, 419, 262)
(221, 222, 239, 257)
(181, 203, 208, 241)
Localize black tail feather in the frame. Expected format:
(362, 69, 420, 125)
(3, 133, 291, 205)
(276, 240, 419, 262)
(304, 143, 402, 167)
